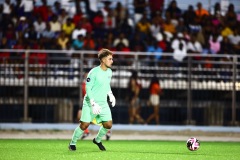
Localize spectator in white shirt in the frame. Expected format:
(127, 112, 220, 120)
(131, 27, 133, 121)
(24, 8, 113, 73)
(2, 0, 12, 26)
(2, 0, 12, 15)
(33, 16, 46, 37)
(172, 33, 187, 68)
(71, 22, 87, 40)
(20, 0, 34, 19)
(187, 34, 203, 53)
(228, 28, 240, 46)
(113, 33, 129, 48)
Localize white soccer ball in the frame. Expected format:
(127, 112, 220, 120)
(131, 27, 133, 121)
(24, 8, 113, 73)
(186, 137, 200, 151)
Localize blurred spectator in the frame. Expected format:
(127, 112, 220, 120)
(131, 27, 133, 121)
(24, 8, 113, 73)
(127, 71, 145, 124)
(220, 36, 234, 54)
(146, 76, 162, 125)
(16, 16, 28, 39)
(100, 0, 112, 18)
(130, 32, 147, 52)
(157, 32, 171, 52)
(81, 16, 93, 34)
(224, 3, 237, 28)
(212, 2, 224, 25)
(148, 0, 164, 18)
(36, 0, 49, 22)
(202, 17, 213, 44)
(20, 0, 35, 20)
(33, 16, 46, 38)
(49, 14, 61, 34)
(2, 0, 13, 27)
(100, 32, 114, 51)
(23, 23, 38, 46)
(113, 2, 126, 27)
(165, 0, 182, 20)
(172, 33, 187, 64)
(146, 39, 163, 64)
(57, 31, 69, 50)
(150, 17, 161, 39)
(175, 18, 187, 33)
(52, 1, 61, 15)
(71, 22, 86, 40)
(12, 0, 24, 19)
(92, 10, 104, 29)
(209, 34, 221, 54)
(187, 34, 203, 54)
(188, 16, 202, 35)
(113, 32, 129, 48)
(135, 12, 151, 39)
(62, 17, 75, 37)
(83, 0, 99, 21)
(83, 32, 95, 50)
(133, 0, 148, 24)
(115, 10, 134, 38)
(72, 34, 84, 50)
(92, 22, 107, 40)
(187, 34, 203, 61)
(195, 2, 209, 21)
(72, 9, 83, 26)
(4, 23, 17, 48)
(182, 5, 196, 28)
(221, 23, 233, 38)
(58, 9, 69, 25)
(41, 23, 56, 48)
(104, 10, 116, 30)
(228, 27, 240, 53)
(162, 16, 176, 35)
(60, 0, 72, 14)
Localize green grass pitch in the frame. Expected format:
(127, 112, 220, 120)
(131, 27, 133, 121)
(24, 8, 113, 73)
(0, 139, 240, 160)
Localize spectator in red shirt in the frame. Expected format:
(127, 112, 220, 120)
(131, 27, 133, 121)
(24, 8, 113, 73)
(36, 0, 49, 22)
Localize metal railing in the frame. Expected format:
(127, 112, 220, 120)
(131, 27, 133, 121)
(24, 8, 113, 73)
(0, 49, 239, 125)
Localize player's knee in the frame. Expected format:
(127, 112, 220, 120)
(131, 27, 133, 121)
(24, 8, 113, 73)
(80, 122, 90, 130)
(103, 121, 112, 129)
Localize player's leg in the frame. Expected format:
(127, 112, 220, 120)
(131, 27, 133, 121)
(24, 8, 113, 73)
(81, 125, 90, 140)
(69, 122, 90, 150)
(106, 130, 111, 140)
(93, 120, 112, 151)
(153, 105, 159, 124)
(93, 106, 112, 151)
(69, 102, 92, 151)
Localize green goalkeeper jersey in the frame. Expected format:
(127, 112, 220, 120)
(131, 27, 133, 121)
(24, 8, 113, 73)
(84, 65, 112, 107)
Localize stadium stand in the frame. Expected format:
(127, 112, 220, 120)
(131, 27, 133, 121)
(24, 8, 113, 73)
(0, 0, 240, 125)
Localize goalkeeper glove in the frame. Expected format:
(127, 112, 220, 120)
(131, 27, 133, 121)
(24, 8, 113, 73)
(107, 91, 116, 107)
(90, 99, 101, 114)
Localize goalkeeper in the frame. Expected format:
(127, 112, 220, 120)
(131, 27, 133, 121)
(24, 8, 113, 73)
(69, 48, 116, 151)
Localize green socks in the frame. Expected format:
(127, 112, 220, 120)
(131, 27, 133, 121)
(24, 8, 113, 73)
(70, 126, 84, 145)
(95, 126, 108, 143)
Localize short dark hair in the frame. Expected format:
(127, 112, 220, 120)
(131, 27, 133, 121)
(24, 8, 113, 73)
(98, 48, 113, 61)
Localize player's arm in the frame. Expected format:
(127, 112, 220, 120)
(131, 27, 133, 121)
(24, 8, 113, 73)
(86, 70, 101, 114)
(85, 70, 95, 100)
(107, 70, 116, 107)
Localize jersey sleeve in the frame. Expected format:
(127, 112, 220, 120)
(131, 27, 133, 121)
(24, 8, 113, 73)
(85, 69, 96, 100)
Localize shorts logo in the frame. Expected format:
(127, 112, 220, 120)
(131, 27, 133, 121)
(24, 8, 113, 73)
(87, 78, 90, 82)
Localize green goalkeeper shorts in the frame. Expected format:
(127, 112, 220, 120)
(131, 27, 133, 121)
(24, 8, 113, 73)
(80, 100, 112, 124)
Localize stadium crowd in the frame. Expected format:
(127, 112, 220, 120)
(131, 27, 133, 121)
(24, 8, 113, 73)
(0, 0, 240, 66)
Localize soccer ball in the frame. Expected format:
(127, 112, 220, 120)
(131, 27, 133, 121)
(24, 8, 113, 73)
(186, 137, 200, 151)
